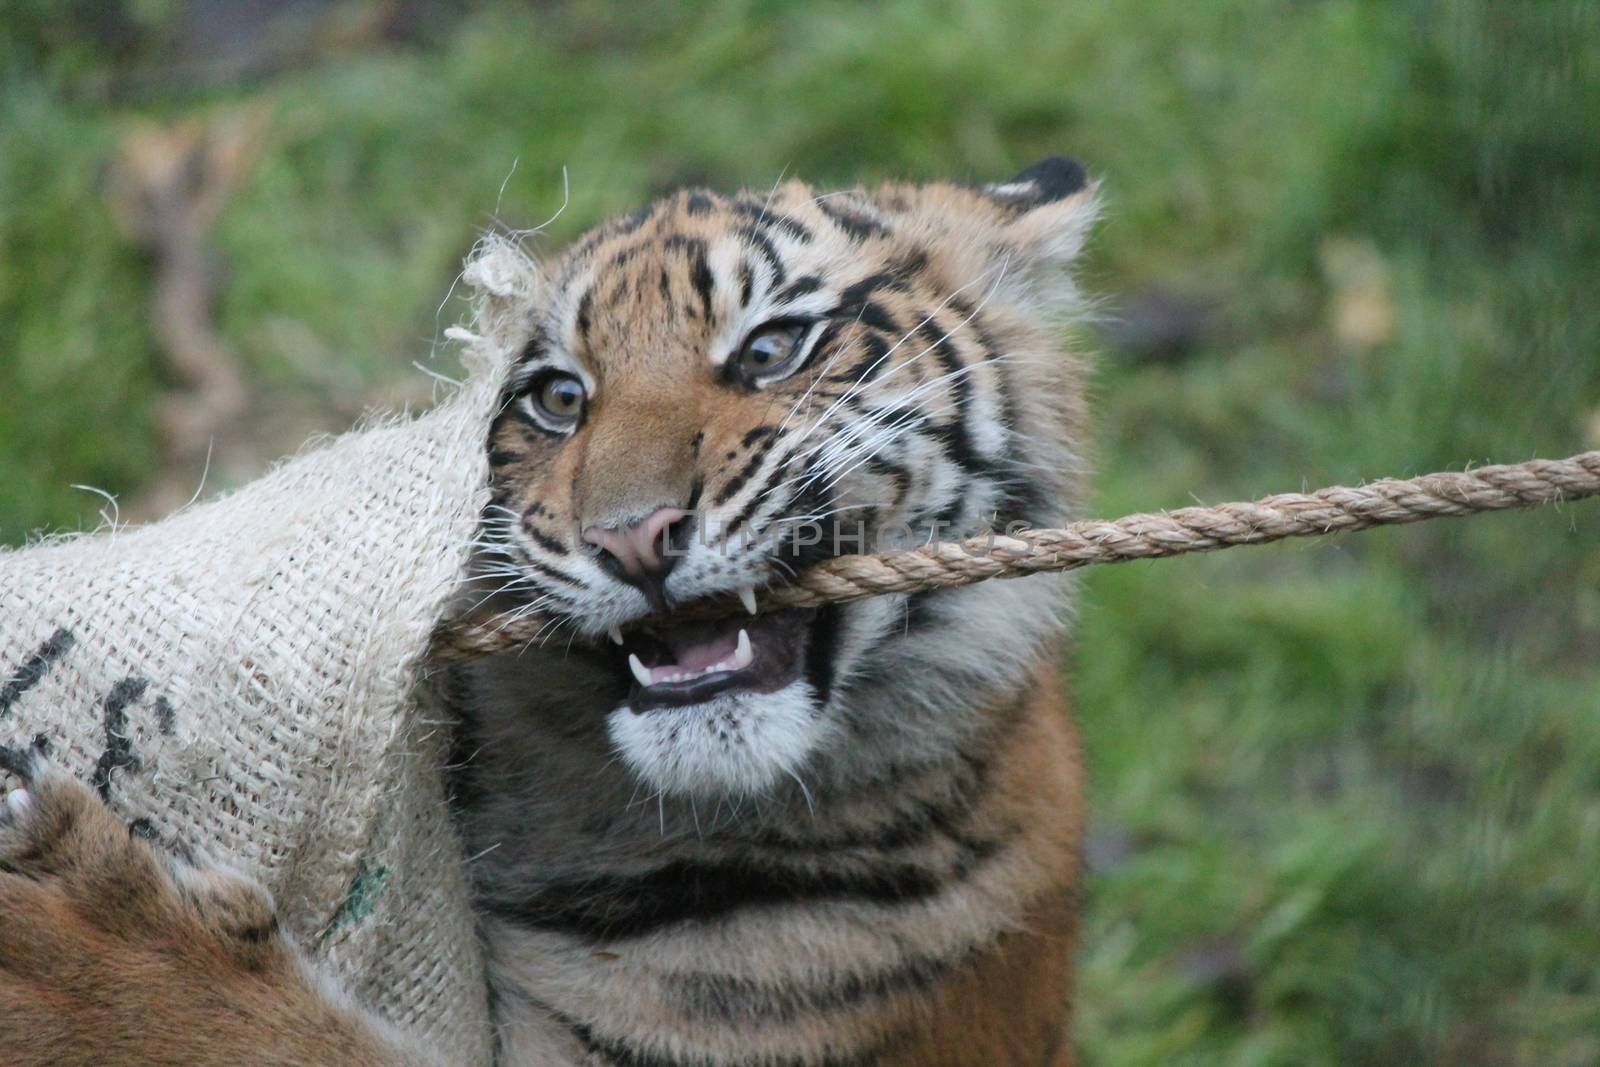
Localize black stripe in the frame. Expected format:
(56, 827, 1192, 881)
(732, 200, 815, 244)
(663, 234, 705, 255)
(845, 397, 930, 438)
(518, 556, 588, 595)
(0, 628, 75, 719)
(854, 301, 899, 336)
(545, 1001, 882, 1067)
(711, 427, 779, 507)
(737, 226, 788, 288)
(822, 331, 894, 385)
(568, 205, 653, 260)
(801, 600, 844, 709)
(514, 327, 552, 368)
(489, 448, 522, 467)
(771, 470, 842, 587)
(738, 260, 755, 306)
(946, 295, 1046, 527)
(788, 320, 845, 382)
(815, 198, 891, 240)
(920, 419, 984, 480)
(670, 949, 964, 1025)
(742, 425, 776, 447)
(863, 455, 911, 506)
(914, 319, 989, 480)
(838, 272, 909, 309)
(685, 191, 715, 216)
(615, 205, 653, 235)
(719, 447, 792, 542)
(750, 741, 1000, 857)
(887, 248, 929, 281)
(486, 840, 993, 942)
(774, 274, 823, 304)
(522, 522, 569, 557)
(689, 243, 716, 322)
(991, 464, 1050, 532)
(575, 288, 595, 343)
(607, 246, 643, 272)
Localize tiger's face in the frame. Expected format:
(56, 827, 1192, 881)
(480, 159, 1095, 799)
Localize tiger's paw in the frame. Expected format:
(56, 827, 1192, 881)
(0, 762, 434, 1067)
(0, 764, 304, 1066)
(0, 761, 288, 952)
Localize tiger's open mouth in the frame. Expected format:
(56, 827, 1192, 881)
(615, 607, 820, 711)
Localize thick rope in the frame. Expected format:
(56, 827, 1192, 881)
(430, 451, 1600, 664)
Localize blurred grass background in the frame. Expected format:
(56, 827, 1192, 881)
(3, 1, 1598, 1063)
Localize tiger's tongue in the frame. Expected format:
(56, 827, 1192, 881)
(657, 621, 742, 672)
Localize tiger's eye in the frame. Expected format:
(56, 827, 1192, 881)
(535, 373, 586, 423)
(736, 322, 807, 379)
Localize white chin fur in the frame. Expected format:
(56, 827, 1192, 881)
(607, 681, 829, 798)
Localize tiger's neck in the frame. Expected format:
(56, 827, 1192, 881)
(452, 649, 1083, 1067)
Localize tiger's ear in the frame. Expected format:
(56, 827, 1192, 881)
(977, 156, 1098, 299)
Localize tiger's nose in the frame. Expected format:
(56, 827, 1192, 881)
(583, 507, 690, 609)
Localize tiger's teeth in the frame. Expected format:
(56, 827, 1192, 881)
(628, 654, 653, 688)
(733, 629, 754, 671)
(738, 586, 758, 616)
(608, 626, 624, 646)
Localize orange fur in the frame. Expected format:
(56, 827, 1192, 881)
(1, 161, 1099, 1066)
(876, 665, 1082, 1066)
(0, 771, 430, 1067)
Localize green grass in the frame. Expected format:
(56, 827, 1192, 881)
(4, 1, 1599, 1062)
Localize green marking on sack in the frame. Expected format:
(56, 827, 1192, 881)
(322, 860, 391, 939)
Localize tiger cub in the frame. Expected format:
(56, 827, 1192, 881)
(0, 158, 1097, 1067)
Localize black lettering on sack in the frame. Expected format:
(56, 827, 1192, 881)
(0, 628, 76, 719)
(92, 677, 149, 801)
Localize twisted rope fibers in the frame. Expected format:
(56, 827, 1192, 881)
(431, 451, 1600, 664)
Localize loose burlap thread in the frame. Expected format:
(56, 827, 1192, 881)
(3, 220, 1597, 1061)
(0, 237, 539, 1062)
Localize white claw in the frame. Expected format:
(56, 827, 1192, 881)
(628, 654, 653, 688)
(4, 789, 31, 818)
(733, 628, 754, 670)
(609, 625, 624, 646)
(738, 586, 758, 616)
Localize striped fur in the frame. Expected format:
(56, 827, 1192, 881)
(0, 160, 1100, 1067)
(459, 159, 1098, 1066)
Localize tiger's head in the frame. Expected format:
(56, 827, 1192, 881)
(476, 158, 1096, 800)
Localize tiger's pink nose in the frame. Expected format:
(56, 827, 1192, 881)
(583, 507, 689, 591)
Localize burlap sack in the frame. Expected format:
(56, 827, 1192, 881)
(0, 239, 536, 1063)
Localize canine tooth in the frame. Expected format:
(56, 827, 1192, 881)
(4, 789, 31, 817)
(738, 586, 758, 616)
(628, 654, 653, 688)
(608, 626, 624, 645)
(733, 628, 754, 670)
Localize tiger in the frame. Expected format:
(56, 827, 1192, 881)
(0, 156, 1097, 1067)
